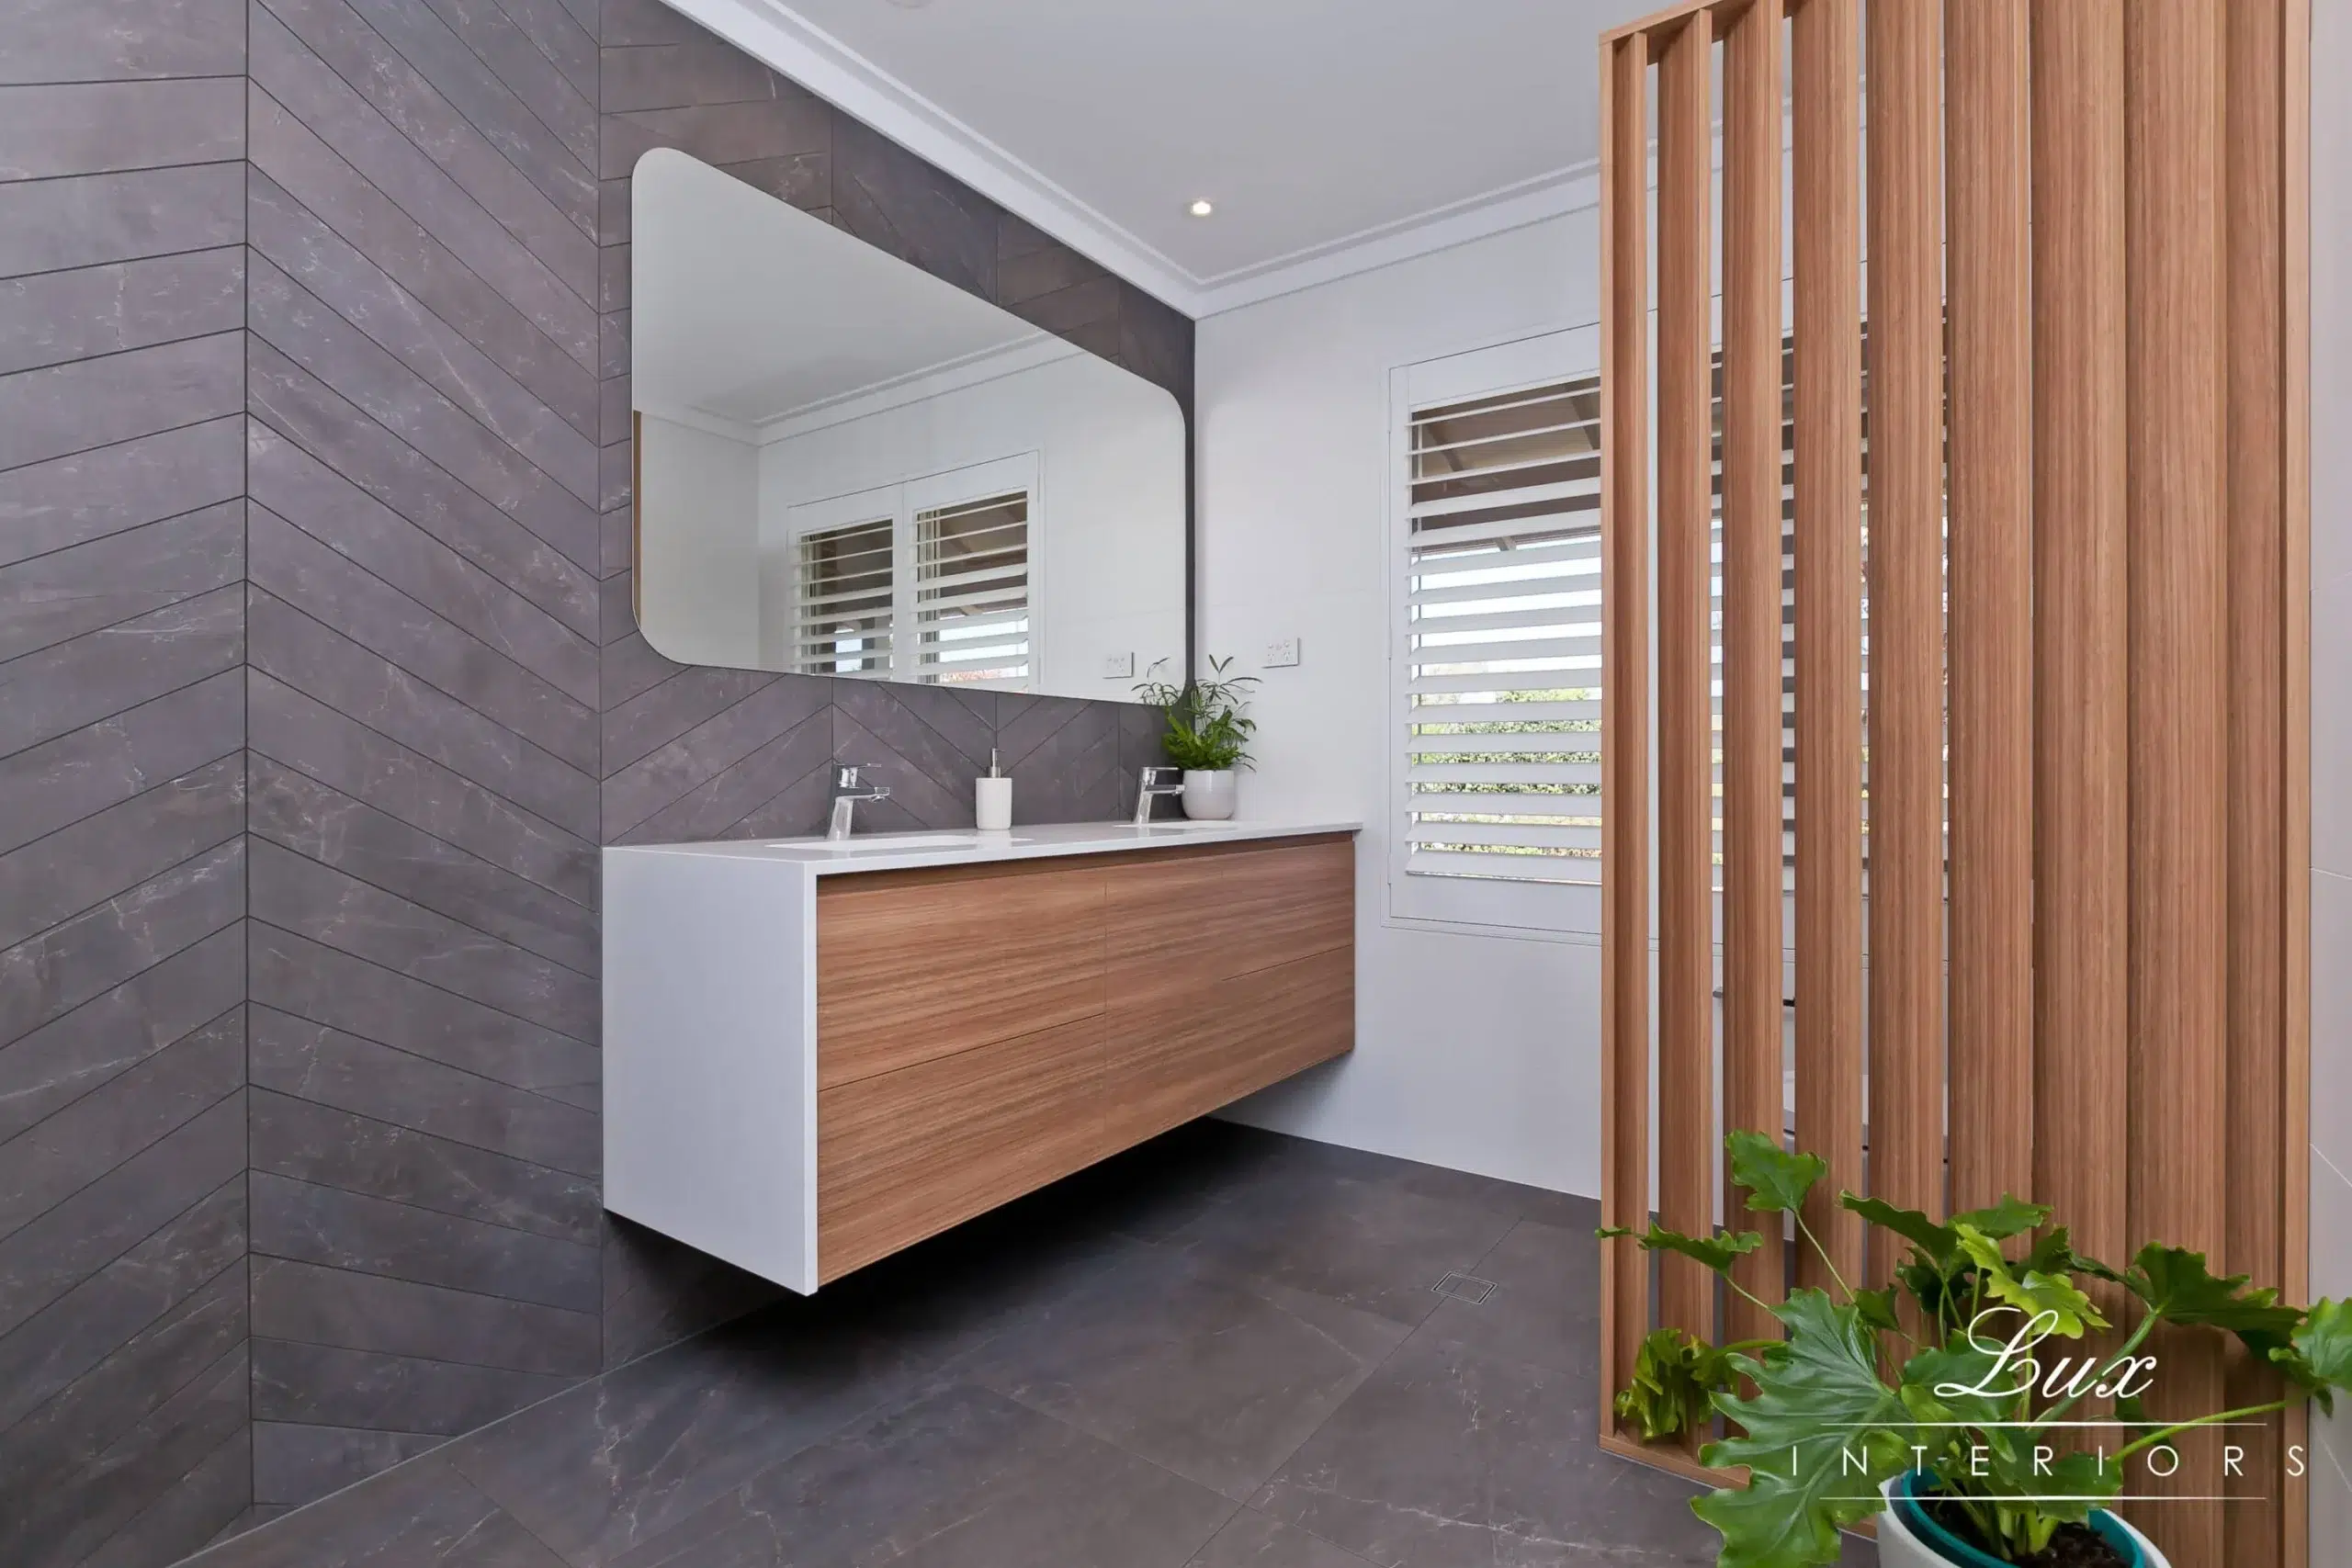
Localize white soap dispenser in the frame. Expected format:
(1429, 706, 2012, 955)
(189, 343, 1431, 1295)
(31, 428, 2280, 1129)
(975, 748, 1012, 831)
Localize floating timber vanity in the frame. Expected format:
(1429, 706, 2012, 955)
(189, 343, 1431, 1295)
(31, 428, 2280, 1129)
(603, 821, 1360, 1292)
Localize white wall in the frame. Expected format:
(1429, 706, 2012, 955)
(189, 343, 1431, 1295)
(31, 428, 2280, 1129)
(638, 412, 761, 669)
(1195, 211, 1606, 1197)
(2310, 0, 2352, 1553)
(757, 352, 1186, 695)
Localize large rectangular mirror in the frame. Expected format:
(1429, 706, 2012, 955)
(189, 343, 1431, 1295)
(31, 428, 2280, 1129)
(630, 149, 1187, 699)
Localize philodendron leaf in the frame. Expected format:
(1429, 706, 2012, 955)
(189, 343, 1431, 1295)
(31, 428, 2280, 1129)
(1616, 1327, 1741, 1442)
(2271, 1298, 2352, 1416)
(1852, 1286, 1901, 1337)
(1839, 1193, 1957, 1261)
(1695, 1290, 1911, 1568)
(1950, 1194, 2051, 1242)
(1901, 1338, 2028, 1428)
(1952, 1224, 2108, 1337)
(1599, 1222, 1765, 1274)
(2126, 1245, 2303, 1349)
(1727, 1130, 1827, 1215)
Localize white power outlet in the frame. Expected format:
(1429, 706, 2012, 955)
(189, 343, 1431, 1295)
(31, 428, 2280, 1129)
(1262, 637, 1300, 669)
(1102, 651, 1135, 679)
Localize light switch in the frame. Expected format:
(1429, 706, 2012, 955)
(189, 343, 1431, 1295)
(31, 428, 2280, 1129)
(1262, 637, 1300, 669)
(1102, 651, 1135, 679)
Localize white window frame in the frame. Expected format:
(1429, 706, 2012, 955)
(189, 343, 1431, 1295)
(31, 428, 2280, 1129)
(778, 452, 1042, 689)
(1385, 326, 1605, 940)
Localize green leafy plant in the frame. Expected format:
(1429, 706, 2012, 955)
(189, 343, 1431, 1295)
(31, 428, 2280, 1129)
(1600, 1129, 2352, 1568)
(1135, 655, 1260, 771)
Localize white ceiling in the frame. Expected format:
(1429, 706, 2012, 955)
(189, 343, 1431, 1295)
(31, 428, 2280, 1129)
(633, 148, 1059, 431)
(666, 0, 1663, 316)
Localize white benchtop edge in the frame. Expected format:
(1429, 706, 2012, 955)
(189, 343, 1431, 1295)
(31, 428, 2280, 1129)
(605, 819, 1363, 874)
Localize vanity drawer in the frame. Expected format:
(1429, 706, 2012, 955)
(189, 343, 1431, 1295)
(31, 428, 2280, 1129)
(1099, 944, 1354, 1152)
(1101, 835, 1354, 1012)
(817, 1013, 1106, 1280)
(817, 866, 1107, 1088)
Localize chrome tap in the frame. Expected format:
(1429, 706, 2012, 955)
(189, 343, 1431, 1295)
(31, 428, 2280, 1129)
(826, 763, 889, 840)
(1132, 764, 1183, 825)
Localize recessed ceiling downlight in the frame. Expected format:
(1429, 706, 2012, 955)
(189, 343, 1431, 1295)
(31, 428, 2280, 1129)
(1188, 198, 1215, 218)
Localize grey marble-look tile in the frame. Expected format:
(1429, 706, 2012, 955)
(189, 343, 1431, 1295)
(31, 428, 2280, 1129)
(249, 1084, 599, 1242)
(0, 76, 243, 181)
(249, 588, 600, 843)
(600, 0, 709, 47)
(248, 755, 596, 976)
(0, 416, 243, 572)
(830, 113, 1001, 304)
(0, 836, 243, 1051)
(249, 671, 596, 908)
(1414, 1216, 1603, 1378)
(0, 1004, 243, 1239)
(249, 339, 600, 638)
(250, 1421, 445, 1509)
(2, 0, 248, 84)
(1159, 1167, 1520, 1331)
(0, 330, 243, 475)
(0, 246, 244, 381)
(0, 751, 242, 952)
(598, 41, 787, 114)
(250, 1005, 597, 1188)
(185, 1453, 569, 1567)
(3, 1340, 252, 1568)
(826, 704, 975, 830)
(248, 3, 596, 360)
(600, 664, 778, 776)
(252, 1256, 600, 1379)
(0, 1260, 243, 1511)
(252, 1336, 576, 1439)
(599, 95, 831, 180)
(1120, 284, 1199, 409)
(599, 1216, 779, 1371)
(250, 1169, 601, 1314)
(249, 89, 603, 435)
(250, 838, 598, 1043)
(0, 930, 242, 1146)
(0, 1179, 244, 1437)
(0, 164, 245, 280)
(598, 628, 686, 710)
(478, 0, 601, 106)
(251, 502, 600, 776)
(248, 423, 597, 705)
(718, 757, 838, 840)
(611, 1382, 1236, 1568)
(1188, 1509, 1378, 1567)
(0, 581, 244, 761)
(1251, 1333, 1721, 1568)
(0, 499, 243, 667)
(0, 666, 241, 854)
(77, 1422, 252, 1568)
(962, 1242, 1409, 1501)
(600, 675, 830, 838)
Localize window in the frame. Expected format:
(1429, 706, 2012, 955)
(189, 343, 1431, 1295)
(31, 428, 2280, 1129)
(1391, 328, 1604, 934)
(777, 455, 1037, 689)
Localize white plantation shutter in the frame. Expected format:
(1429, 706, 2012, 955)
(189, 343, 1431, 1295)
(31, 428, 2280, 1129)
(1393, 327, 1608, 933)
(915, 491, 1031, 686)
(791, 516, 894, 676)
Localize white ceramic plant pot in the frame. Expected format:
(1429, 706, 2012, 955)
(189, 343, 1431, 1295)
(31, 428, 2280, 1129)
(1182, 769, 1237, 819)
(1877, 1476, 2168, 1568)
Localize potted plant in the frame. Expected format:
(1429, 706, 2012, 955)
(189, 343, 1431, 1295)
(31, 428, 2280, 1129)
(1135, 655, 1259, 819)
(1601, 1131, 2352, 1568)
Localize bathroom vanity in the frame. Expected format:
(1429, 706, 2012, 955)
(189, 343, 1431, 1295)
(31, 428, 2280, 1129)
(603, 821, 1359, 1291)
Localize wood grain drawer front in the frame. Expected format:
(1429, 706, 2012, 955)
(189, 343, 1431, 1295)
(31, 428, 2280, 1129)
(1101, 836, 1353, 1012)
(1100, 945, 1354, 1154)
(818, 1014, 1105, 1281)
(817, 867, 1107, 1088)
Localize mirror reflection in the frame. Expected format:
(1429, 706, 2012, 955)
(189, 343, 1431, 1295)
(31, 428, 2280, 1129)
(630, 149, 1187, 699)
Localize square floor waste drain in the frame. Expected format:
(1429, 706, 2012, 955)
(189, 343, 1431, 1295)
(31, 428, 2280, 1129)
(1430, 1271, 1498, 1304)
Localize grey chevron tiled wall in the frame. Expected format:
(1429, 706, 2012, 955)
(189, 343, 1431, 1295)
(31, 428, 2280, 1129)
(3, 0, 1188, 1557)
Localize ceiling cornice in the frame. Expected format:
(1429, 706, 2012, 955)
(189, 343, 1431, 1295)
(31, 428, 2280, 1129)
(659, 0, 1602, 320)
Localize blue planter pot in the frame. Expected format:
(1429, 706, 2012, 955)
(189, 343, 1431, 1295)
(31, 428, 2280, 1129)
(1880, 1471, 2159, 1567)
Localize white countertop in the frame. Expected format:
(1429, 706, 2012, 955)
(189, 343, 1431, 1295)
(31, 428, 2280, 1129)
(605, 818, 1363, 875)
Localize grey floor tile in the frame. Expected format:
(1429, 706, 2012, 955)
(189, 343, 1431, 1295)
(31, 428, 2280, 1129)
(1159, 1168, 1520, 1330)
(610, 1382, 1236, 1568)
(182, 1455, 566, 1568)
(1414, 1217, 1605, 1377)
(1250, 1333, 1721, 1568)
(960, 1242, 1409, 1500)
(1186, 1507, 1377, 1566)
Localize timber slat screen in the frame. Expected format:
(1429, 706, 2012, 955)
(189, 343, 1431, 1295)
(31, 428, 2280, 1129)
(1593, 3, 2310, 1563)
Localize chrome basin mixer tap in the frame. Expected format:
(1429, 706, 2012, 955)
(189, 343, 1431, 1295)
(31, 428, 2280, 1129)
(1133, 764, 1184, 825)
(827, 763, 890, 840)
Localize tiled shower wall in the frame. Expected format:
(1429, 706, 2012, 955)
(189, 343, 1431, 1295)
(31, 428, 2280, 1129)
(0, 1, 256, 1562)
(2, 0, 1191, 1558)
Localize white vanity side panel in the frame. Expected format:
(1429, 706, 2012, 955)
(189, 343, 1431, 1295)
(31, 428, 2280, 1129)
(603, 847, 819, 1293)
